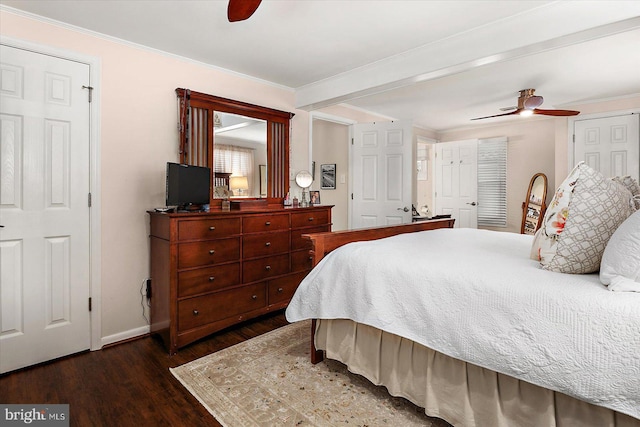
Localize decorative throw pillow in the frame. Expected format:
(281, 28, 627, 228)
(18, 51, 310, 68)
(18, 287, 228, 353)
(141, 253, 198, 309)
(612, 176, 640, 210)
(533, 162, 635, 274)
(600, 210, 640, 292)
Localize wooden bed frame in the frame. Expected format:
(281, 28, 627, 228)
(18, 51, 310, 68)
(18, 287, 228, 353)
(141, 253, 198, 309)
(302, 218, 455, 364)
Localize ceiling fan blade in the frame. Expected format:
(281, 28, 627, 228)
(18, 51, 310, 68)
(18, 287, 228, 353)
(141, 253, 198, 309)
(533, 108, 580, 117)
(228, 0, 262, 22)
(471, 109, 522, 121)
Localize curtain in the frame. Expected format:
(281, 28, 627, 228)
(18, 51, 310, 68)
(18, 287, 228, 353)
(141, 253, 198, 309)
(214, 144, 255, 195)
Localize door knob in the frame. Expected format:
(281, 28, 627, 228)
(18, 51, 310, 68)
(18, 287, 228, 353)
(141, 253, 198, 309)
(397, 207, 409, 212)
(466, 202, 477, 206)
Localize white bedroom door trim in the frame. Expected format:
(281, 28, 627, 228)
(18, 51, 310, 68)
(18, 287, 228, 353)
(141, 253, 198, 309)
(1, 36, 102, 352)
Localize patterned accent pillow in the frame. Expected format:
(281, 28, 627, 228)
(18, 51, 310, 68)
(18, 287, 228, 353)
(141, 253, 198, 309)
(532, 162, 635, 274)
(612, 176, 640, 210)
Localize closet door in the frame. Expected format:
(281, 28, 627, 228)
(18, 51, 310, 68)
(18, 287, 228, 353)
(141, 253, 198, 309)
(435, 139, 478, 228)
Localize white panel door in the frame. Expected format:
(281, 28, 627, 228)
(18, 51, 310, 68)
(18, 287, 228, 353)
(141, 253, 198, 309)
(351, 121, 412, 229)
(574, 114, 639, 180)
(435, 139, 478, 228)
(0, 45, 91, 373)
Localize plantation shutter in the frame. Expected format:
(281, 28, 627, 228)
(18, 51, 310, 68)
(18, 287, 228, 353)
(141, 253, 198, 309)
(477, 137, 507, 227)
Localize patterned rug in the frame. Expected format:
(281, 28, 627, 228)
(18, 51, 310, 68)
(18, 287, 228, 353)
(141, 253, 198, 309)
(170, 320, 451, 427)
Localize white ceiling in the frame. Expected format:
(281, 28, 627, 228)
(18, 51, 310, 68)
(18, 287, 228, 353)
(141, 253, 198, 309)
(2, 0, 640, 132)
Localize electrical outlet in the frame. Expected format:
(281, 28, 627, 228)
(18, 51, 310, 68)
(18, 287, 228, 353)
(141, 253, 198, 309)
(146, 279, 152, 299)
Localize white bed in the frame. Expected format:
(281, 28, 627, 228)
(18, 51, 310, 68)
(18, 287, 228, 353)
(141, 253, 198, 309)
(285, 227, 640, 427)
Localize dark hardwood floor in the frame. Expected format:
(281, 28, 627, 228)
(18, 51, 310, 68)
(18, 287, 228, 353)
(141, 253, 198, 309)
(0, 312, 289, 427)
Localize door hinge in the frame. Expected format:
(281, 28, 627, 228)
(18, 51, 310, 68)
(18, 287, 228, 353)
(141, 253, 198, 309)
(88, 297, 92, 312)
(351, 138, 354, 145)
(82, 85, 94, 103)
(88, 192, 92, 207)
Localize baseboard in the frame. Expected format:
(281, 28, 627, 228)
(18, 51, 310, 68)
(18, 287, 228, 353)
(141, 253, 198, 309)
(101, 325, 150, 348)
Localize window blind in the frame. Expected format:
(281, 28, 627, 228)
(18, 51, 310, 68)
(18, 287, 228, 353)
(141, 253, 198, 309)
(477, 137, 507, 227)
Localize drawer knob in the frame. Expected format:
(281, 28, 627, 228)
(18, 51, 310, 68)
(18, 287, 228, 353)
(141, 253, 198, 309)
(193, 310, 199, 316)
(308, 256, 313, 261)
(308, 217, 314, 221)
(265, 265, 271, 271)
(277, 287, 283, 293)
(252, 295, 258, 300)
(209, 226, 215, 231)
(208, 276, 215, 282)
(265, 221, 271, 226)
(209, 249, 215, 255)
(265, 242, 271, 247)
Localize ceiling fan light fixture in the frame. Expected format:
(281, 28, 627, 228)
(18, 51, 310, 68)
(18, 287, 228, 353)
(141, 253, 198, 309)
(471, 89, 579, 121)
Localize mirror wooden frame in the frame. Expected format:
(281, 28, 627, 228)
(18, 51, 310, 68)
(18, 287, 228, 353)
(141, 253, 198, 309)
(521, 173, 548, 235)
(176, 88, 294, 207)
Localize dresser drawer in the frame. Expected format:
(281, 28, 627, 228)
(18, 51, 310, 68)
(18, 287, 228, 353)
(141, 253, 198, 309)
(178, 262, 241, 298)
(243, 253, 289, 283)
(291, 225, 330, 250)
(178, 237, 240, 269)
(178, 218, 241, 241)
(291, 249, 314, 272)
(178, 283, 266, 331)
(243, 214, 289, 233)
(268, 272, 306, 305)
(243, 231, 290, 259)
(291, 210, 330, 228)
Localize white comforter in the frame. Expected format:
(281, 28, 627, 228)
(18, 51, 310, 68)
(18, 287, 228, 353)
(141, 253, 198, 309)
(285, 228, 640, 419)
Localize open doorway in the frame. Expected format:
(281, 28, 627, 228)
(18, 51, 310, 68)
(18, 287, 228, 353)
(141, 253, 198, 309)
(310, 113, 354, 231)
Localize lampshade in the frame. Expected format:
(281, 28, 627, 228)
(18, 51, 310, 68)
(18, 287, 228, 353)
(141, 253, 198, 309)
(229, 176, 249, 195)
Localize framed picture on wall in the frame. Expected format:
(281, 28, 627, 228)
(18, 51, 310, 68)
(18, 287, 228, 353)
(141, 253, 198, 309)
(321, 164, 336, 189)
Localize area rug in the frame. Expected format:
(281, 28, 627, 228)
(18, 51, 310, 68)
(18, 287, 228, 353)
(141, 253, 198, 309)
(170, 320, 450, 427)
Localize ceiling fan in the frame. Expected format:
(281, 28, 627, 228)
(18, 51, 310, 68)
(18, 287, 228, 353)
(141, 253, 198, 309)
(228, 0, 262, 22)
(471, 89, 580, 121)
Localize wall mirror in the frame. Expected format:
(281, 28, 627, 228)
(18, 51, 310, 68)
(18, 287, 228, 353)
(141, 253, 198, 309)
(176, 88, 293, 206)
(212, 111, 266, 198)
(521, 173, 548, 235)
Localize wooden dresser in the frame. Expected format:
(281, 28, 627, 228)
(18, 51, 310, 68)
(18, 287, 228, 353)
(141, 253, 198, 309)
(148, 205, 332, 353)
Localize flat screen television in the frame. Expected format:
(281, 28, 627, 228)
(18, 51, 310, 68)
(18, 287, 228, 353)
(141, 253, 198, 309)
(165, 162, 211, 210)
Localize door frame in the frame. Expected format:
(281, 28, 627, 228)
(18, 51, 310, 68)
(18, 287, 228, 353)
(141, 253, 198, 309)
(309, 111, 356, 228)
(567, 108, 640, 176)
(1, 36, 103, 351)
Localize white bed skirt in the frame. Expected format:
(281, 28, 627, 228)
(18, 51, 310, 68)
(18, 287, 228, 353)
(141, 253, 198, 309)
(315, 319, 639, 427)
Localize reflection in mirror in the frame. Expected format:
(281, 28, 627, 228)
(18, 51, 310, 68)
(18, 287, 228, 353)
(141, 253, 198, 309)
(213, 111, 267, 198)
(521, 173, 548, 235)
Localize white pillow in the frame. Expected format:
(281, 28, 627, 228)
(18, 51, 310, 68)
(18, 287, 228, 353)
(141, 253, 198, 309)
(600, 210, 640, 292)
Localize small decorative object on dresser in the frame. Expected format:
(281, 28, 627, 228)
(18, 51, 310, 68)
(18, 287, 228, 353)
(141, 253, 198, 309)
(148, 205, 332, 354)
(309, 191, 320, 205)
